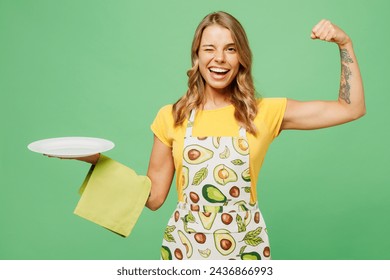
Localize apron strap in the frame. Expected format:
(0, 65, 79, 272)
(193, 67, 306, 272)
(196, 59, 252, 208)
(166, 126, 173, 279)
(185, 109, 196, 137)
(239, 126, 247, 137)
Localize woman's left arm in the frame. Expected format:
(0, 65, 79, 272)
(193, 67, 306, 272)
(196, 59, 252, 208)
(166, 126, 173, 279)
(281, 19, 366, 130)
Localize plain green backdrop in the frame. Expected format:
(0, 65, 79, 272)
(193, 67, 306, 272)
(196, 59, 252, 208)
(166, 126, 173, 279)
(1, 0, 389, 260)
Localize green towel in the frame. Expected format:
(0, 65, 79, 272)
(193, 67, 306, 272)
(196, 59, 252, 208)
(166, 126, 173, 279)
(74, 154, 151, 237)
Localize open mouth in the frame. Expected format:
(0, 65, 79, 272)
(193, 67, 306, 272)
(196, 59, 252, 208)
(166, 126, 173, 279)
(209, 67, 230, 75)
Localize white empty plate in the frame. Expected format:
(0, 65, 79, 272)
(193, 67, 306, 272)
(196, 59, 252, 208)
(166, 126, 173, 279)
(28, 137, 115, 158)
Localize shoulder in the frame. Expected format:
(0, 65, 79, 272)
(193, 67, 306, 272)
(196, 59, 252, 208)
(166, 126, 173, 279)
(151, 104, 175, 147)
(156, 104, 173, 115)
(153, 104, 174, 121)
(256, 97, 287, 116)
(151, 104, 176, 132)
(255, 97, 287, 138)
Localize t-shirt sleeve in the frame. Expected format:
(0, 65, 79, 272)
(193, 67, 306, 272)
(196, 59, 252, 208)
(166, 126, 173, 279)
(150, 105, 174, 147)
(260, 98, 287, 139)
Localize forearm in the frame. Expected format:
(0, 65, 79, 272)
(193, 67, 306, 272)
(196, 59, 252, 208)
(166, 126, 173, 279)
(337, 41, 366, 118)
(45, 152, 101, 164)
(145, 136, 175, 211)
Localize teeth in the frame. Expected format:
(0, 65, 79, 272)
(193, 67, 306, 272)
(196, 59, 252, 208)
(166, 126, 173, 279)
(210, 68, 229, 73)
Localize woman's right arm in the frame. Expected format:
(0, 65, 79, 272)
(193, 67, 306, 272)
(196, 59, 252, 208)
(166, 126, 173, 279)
(46, 135, 174, 211)
(145, 135, 175, 211)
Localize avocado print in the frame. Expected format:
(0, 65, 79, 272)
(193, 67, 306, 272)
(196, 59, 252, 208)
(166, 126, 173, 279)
(213, 164, 238, 185)
(194, 233, 207, 244)
(198, 211, 217, 230)
(198, 248, 211, 258)
(263, 246, 271, 258)
(229, 186, 240, 197)
(234, 200, 249, 211)
(219, 146, 230, 159)
(178, 230, 193, 258)
(212, 137, 221, 148)
(192, 166, 208, 186)
(232, 137, 249, 155)
(254, 212, 260, 223)
(241, 168, 251, 182)
(163, 225, 176, 242)
(240, 252, 261, 260)
(182, 166, 189, 189)
(183, 145, 214, 164)
(241, 227, 264, 247)
(189, 192, 200, 203)
(161, 246, 172, 260)
(221, 213, 233, 225)
(204, 205, 223, 213)
(244, 211, 252, 226)
(202, 184, 227, 203)
(203, 205, 223, 213)
(174, 248, 184, 260)
(214, 229, 236, 256)
(236, 214, 246, 232)
(160, 109, 271, 260)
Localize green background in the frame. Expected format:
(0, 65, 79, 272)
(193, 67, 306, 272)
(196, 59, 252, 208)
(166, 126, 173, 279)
(1, 0, 389, 260)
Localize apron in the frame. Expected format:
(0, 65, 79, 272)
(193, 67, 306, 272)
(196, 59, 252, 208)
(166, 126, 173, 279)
(160, 110, 271, 260)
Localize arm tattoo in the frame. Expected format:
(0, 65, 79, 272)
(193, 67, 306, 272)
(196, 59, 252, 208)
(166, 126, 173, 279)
(339, 49, 354, 104)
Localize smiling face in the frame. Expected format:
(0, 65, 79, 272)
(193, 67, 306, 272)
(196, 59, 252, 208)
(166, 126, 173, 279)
(198, 24, 240, 96)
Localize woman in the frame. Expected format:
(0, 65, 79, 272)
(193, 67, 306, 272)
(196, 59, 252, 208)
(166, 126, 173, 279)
(61, 11, 365, 260)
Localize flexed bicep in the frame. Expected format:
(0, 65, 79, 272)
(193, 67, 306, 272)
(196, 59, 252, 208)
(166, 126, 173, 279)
(281, 20, 365, 131)
(281, 99, 357, 130)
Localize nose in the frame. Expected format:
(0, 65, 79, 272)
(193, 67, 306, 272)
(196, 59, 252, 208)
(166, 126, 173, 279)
(214, 49, 225, 63)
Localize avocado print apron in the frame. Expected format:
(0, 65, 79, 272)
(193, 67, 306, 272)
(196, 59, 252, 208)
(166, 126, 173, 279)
(161, 110, 271, 260)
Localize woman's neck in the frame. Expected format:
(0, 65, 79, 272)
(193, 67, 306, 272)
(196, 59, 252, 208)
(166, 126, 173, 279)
(203, 87, 232, 110)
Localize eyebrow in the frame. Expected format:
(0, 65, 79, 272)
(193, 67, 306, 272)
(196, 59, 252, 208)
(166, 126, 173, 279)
(201, 43, 236, 48)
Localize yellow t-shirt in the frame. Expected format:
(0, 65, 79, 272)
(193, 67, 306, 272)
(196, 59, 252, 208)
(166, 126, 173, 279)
(151, 97, 287, 204)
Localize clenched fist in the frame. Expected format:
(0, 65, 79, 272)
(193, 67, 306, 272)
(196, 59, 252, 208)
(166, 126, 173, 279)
(311, 19, 351, 47)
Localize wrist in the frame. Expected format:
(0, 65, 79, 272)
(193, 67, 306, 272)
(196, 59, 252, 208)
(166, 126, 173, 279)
(91, 153, 101, 165)
(338, 37, 352, 49)
(77, 153, 101, 165)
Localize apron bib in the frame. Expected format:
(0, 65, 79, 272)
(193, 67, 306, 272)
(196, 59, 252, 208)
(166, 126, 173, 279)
(161, 110, 271, 260)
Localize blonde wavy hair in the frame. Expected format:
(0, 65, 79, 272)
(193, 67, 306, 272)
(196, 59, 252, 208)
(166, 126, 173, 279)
(172, 11, 259, 135)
